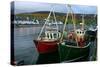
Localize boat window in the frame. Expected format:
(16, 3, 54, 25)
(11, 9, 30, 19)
(58, 32, 61, 38)
(54, 33, 57, 38)
(77, 31, 79, 34)
(50, 34, 52, 39)
(80, 32, 81, 34)
(47, 33, 49, 39)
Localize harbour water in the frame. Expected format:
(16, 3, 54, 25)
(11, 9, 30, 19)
(14, 26, 41, 65)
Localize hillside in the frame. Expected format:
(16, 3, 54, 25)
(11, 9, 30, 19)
(14, 11, 97, 25)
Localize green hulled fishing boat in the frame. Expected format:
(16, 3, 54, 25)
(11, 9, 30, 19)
(58, 5, 90, 62)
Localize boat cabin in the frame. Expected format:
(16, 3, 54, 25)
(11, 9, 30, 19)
(44, 30, 61, 40)
(75, 29, 85, 37)
(75, 29, 86, 47)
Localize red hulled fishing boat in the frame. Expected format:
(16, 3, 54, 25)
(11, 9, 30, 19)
(33, 9, 61, 54)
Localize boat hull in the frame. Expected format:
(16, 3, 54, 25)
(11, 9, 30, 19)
(58, 43, 89, 62)
(34, 40, 59, 54)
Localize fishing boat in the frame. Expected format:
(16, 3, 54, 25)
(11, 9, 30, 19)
(58, 5, 90, 62)
(34, 9, 61, 54)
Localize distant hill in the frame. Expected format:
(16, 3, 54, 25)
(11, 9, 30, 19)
(15, 11, 66, 21)
(14, 11, 97, 25)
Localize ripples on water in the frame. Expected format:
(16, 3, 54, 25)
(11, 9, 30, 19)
(14, 26, 42, 65)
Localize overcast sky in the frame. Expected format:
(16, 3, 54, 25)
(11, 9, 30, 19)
(13, 1, 97, 14)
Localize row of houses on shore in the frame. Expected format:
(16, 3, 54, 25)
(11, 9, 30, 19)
(13, 19, 63, 25)
(14, 20, 39, 24)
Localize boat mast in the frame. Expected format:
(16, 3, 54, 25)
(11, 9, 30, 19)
(60, 4, 79, 46)
(60, 5, 77, 42)
(68, 5, 80, 46)
(37, 7, 59, 40)
(81, 15, 85, 30)
(68, 5, 76, 33)
(52, 9, 58, 32)
(37, 9, 52, 40)
(60, 5, 69, 42)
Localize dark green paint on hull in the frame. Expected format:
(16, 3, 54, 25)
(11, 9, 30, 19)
(58, 43, 90, 62)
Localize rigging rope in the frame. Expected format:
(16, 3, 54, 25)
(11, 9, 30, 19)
(37, 8, 59, 40)
(60, 5, 69, 42)
(37, 9, 52, 39)
(60, 14, 69, 42)
(82, 15, 85, 30)
(68, 5, 79, 46)
(53, 10, 58, 32)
